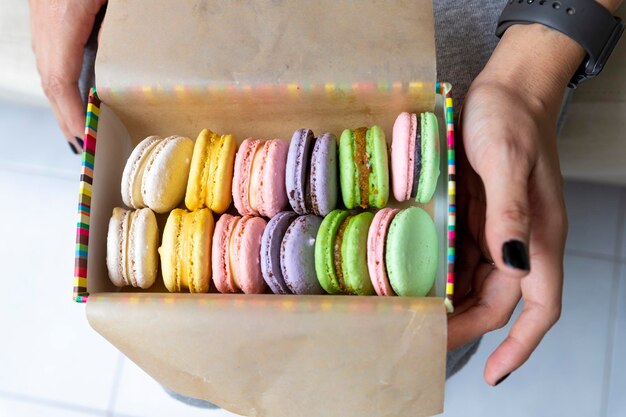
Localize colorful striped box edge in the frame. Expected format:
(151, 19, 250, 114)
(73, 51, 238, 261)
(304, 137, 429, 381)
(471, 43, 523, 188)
(73, 88, 100, 303)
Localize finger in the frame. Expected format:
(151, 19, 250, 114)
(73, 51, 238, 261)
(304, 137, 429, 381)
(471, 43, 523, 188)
(47, 95, 83, 154)
(447, 269, 521, 351)
(29, 0, 105, 150)
(483, 164, 566, 385)
(49, 76, 87, 148)
(479, 142, 533, 277)
(483, 251, 562, 385)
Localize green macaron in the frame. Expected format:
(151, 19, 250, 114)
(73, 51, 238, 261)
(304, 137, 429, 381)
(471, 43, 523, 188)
(315, 209, 350, 294)
(417, 112, 440, 204)
(339, 125, 389, 209)
(338, 211, 375, 295)
(386, 206, 438, 296)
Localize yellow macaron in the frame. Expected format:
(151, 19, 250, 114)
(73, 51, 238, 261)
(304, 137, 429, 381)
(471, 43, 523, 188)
(185, 129, 237, 214)
(159, 208, 214, 293)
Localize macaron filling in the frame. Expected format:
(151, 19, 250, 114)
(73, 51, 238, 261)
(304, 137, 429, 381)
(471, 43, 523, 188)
(333, 216, 350, 294)
(410, 129, 422, 199)
(353, 128, 370, 209)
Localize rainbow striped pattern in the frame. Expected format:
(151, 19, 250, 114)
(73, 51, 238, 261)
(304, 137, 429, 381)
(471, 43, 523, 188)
(73, 84, 456, 310)
(74, 88, 101, 303)
(436, 82, 456, 313)
(97, 81, 430, 99)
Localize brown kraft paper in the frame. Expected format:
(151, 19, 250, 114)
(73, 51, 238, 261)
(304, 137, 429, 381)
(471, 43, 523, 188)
(85, 1, 448, 416)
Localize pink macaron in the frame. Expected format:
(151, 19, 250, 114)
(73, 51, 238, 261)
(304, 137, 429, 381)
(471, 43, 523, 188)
(252, 139, 289, 218)
(212, 214, 239, 293)
(232, 138, 261, 216)
(212, 214, 268, 294)
(367, 208, 399, 296)
(391, 112, 417, 202)
(231, 215, 268, 294)
(233, 138, 288, 218)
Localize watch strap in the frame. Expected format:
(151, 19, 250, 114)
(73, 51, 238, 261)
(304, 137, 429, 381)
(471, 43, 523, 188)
(496, 0, 624, 88)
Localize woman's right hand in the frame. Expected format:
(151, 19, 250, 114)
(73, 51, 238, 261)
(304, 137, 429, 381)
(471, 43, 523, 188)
(29, 0, 107, 154)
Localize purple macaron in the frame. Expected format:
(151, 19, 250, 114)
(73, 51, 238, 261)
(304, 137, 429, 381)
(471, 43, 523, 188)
(286, 129, 314, 215)
(286, 129, 338, 216)
(310, 133, 338, 216)
(280, 214, 324, 295)
(260, 211, 298, 294)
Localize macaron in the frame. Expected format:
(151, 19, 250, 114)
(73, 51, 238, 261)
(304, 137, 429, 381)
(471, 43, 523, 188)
(314, 209, 350, 294)
(391, 112, 440, 204)
(367, 208, 399, 296)
(106, 207, 159, 289)
(260, 211, 298, 294)
(211, 214, 239, 293)
(339, 126, 389, 209)
(386, 206, 438, 296)
(185, 129, 237, 214)
(314, 209, 375, 295)
(121, 135, 194, 213)
(212, 214, 268, 294)
(159, 208, 214, 293)
(286, 129, 338, 216)
(280, 214, 324, 294)
(233, 138, 288, 218)
(336, 211, 375, 295)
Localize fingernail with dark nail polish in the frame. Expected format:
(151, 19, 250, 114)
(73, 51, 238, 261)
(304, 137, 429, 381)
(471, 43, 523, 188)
(502, 240, 530, 271)
(75, 136, 84, 149)
(68, 141, 79, 154)
(494, 372, 511, 386)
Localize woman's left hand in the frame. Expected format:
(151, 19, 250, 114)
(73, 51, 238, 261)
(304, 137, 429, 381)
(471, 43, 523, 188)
(448, 23, 586, 385)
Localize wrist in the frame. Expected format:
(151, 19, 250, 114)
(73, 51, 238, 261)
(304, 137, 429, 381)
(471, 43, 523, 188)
(479, 23, 585, 113)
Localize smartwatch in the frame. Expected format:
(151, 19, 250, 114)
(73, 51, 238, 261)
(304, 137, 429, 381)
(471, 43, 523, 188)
(496, 0, 625, 88)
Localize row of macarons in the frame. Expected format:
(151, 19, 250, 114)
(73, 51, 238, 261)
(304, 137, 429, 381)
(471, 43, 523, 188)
(120, 112, 441, 218)
(107, 205, 437, 297)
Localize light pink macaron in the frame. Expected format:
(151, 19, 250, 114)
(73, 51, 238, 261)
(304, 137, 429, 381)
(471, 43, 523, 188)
(252, 139, 289, 218)
(391, 112, 417, 202)
(212, 214, 240, 293)
(232, 138, 261, 216)
(212, 214, 268, 294)
(230, 215, 268, 294)
(367, 208, 399, 296)
(234, 138, 288, 218)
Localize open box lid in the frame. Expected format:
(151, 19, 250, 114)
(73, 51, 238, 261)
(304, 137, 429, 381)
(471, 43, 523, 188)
(76, 1, 458, 416)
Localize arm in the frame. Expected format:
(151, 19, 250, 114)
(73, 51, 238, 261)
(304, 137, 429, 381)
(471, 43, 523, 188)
(449, 0, 622, 385)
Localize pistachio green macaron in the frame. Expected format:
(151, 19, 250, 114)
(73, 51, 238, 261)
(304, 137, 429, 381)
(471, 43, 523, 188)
(314, 209, 350, 294)
(339, 125, 389, 209)
(338, 211, 375, 295)
(386, 206, 438, 296)
(315, 210, 375, 295)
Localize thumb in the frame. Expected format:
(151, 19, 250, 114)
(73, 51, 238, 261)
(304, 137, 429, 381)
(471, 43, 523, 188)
(480, 144, 532, 277)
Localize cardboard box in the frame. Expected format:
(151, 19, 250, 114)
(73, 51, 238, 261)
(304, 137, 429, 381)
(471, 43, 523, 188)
(75, 1, 457, 416)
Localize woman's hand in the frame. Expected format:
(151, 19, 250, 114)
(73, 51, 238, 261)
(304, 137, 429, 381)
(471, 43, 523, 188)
(29, 0, 107, 153)
(448, 23, 587, 385)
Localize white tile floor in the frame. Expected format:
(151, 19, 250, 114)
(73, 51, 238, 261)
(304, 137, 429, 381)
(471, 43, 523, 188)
(0, 101, 624, 417)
